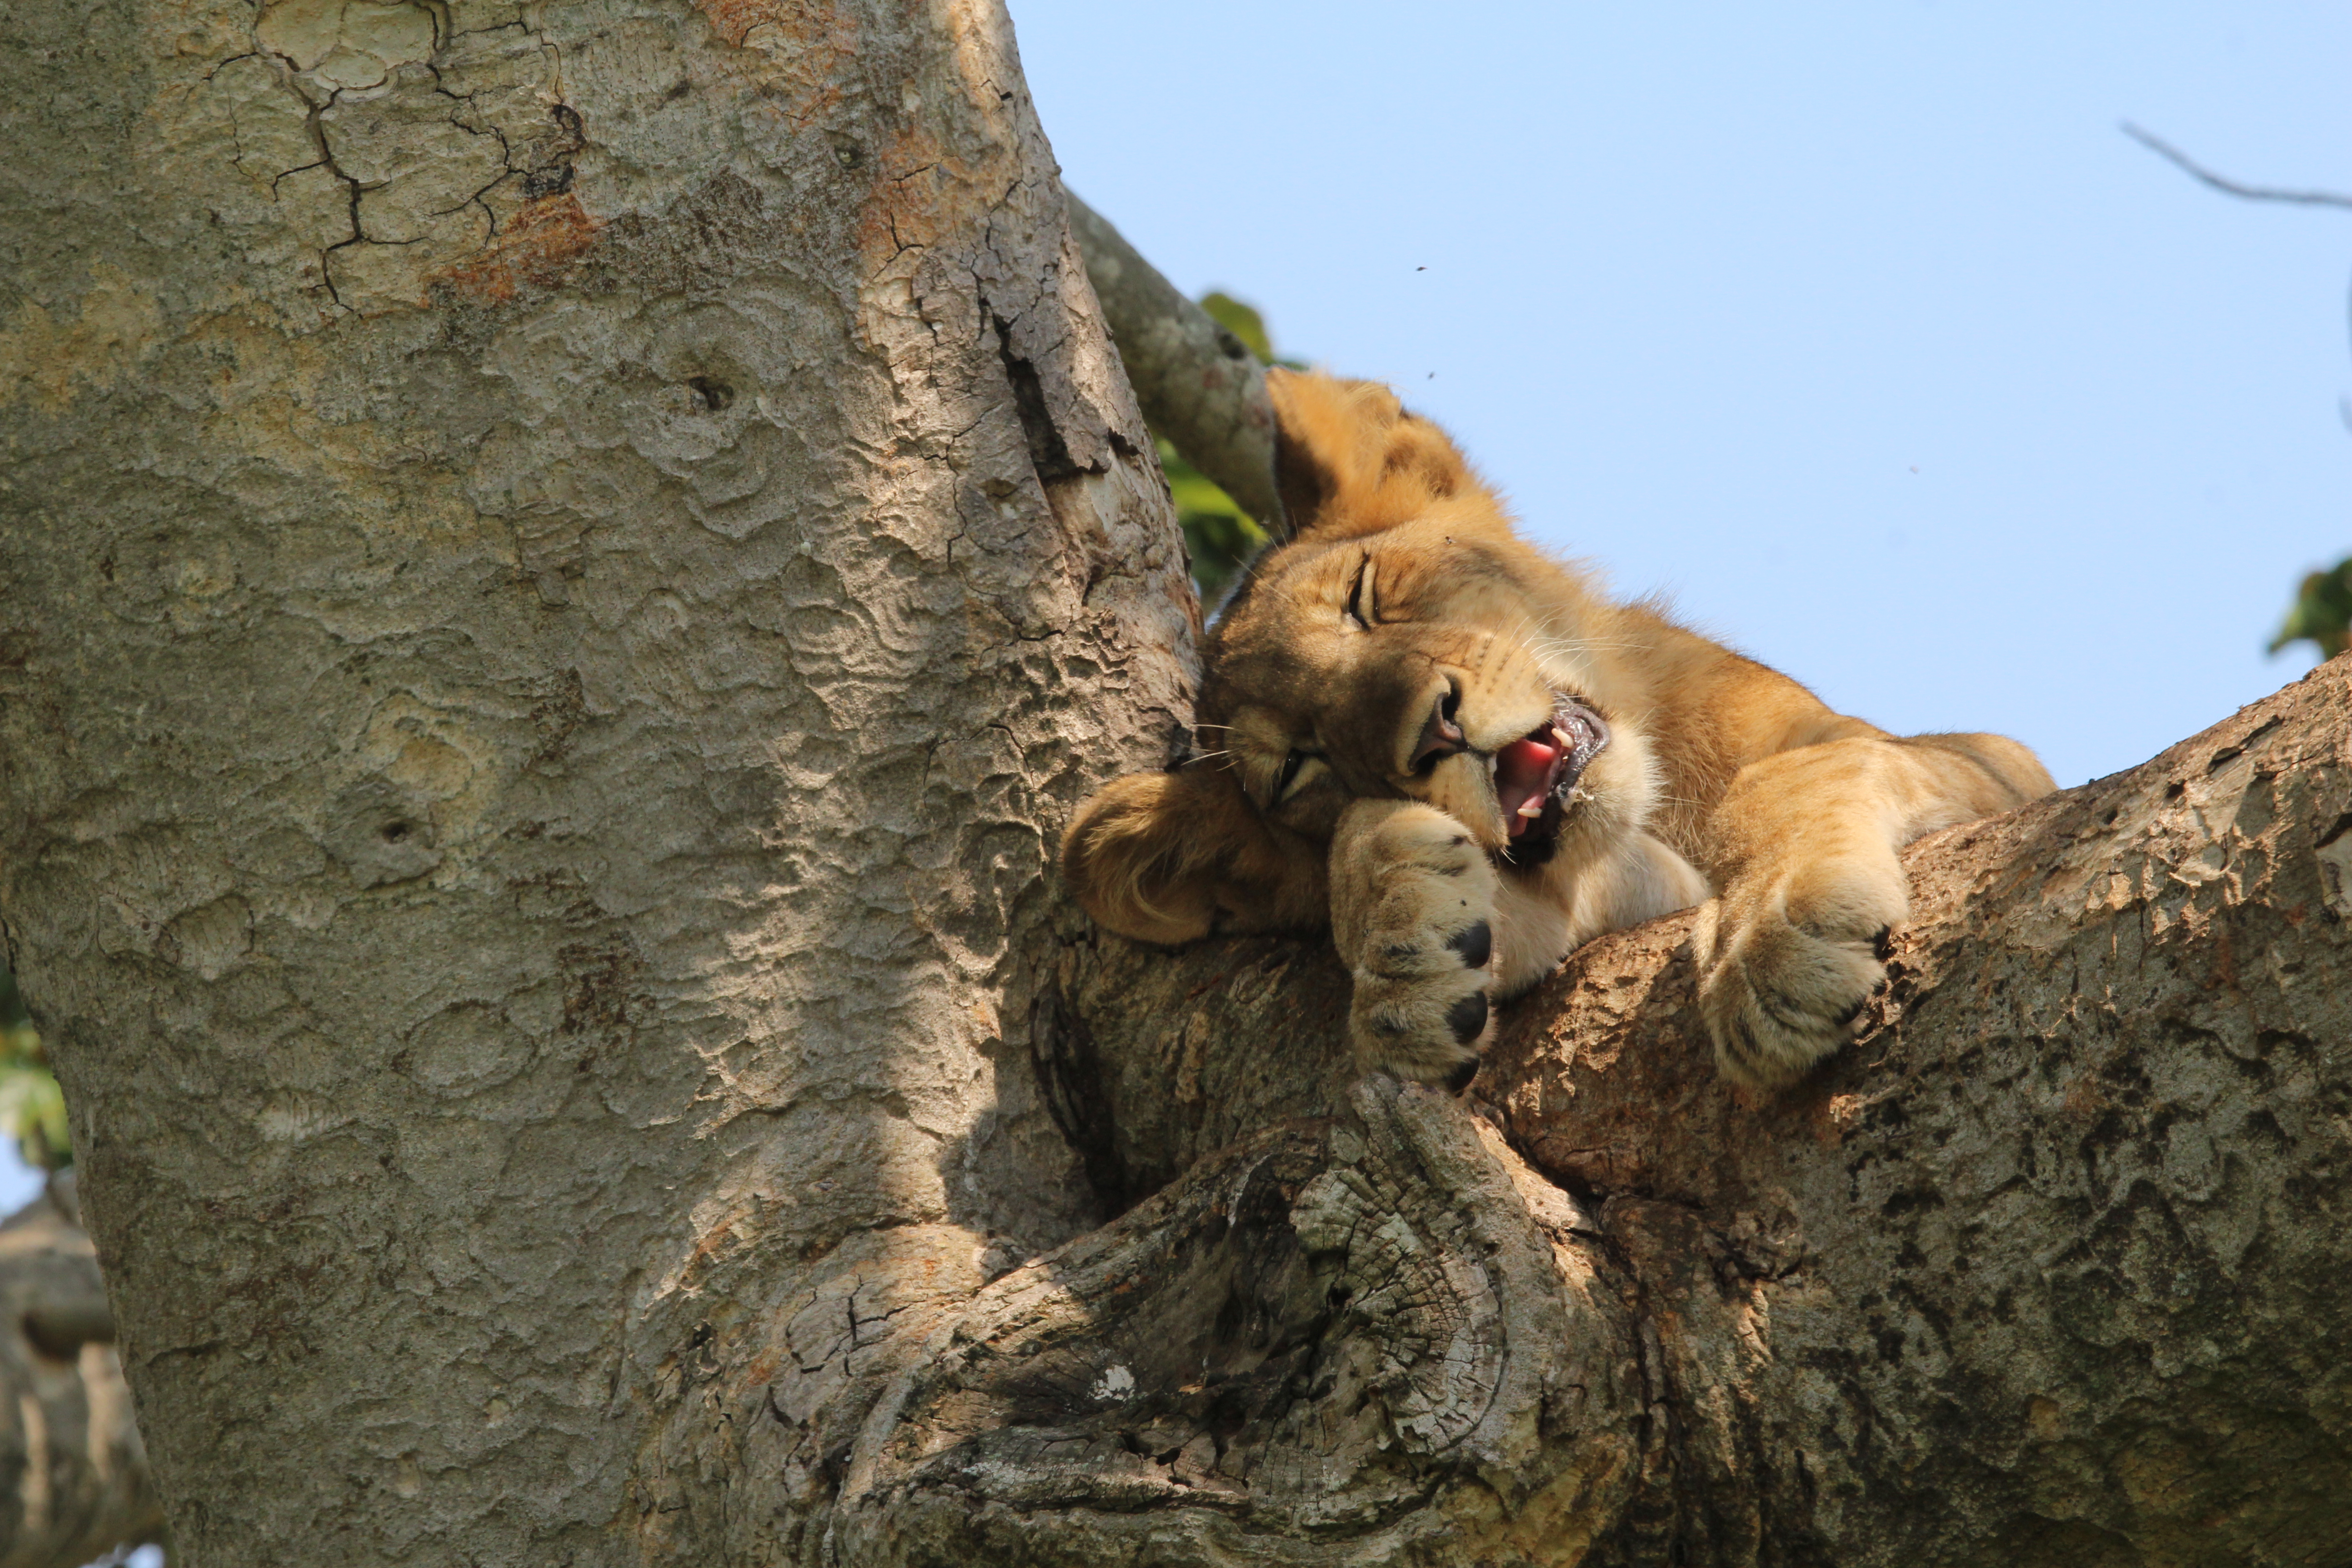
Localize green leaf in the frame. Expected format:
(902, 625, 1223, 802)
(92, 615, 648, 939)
(0, 1060, 68, 1172)
(0, 969, 68, 1171)
(1160, 436, 1268, 604)
(1155, 290, 1298, 601)
(1199, 290, 1307, 372)
(2271, 556, 2352, 661)
(1200, 291, 1274, 365)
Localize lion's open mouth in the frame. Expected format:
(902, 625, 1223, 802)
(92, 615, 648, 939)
(1492, 700, 1609, 855)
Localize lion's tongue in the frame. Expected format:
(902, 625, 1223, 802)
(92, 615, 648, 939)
(1496, 737, 1560, 838)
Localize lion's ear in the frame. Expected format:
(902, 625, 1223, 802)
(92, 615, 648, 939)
(1061, 768, 1327, 945)
(1266, 368, 1475, 539)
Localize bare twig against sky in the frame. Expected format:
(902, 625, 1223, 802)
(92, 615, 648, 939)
(2122, 122, 2352, 210)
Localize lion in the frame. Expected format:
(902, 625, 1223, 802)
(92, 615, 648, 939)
(1063, 370, 2055, 1090)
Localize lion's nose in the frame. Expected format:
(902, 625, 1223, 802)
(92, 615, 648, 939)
(1409, 685, 1468, 774)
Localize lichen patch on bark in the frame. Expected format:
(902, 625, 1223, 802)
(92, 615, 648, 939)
(0, 265, 163, 410)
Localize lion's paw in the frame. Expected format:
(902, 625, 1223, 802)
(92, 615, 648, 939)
(1330, 801, 1499, 1089)
(1694, 857, 1905, 1088)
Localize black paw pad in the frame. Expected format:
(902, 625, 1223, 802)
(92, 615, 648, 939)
(1872, 925, 1895, 961)
(1442, 1057, 1481, 1094)
(1832, 995, 1869, 1028)
(1445, 920, 1492, 970)
(1446, 990, 1489, 1044)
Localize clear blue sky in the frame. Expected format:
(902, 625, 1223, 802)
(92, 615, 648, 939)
(1009, 1, 2352, 787)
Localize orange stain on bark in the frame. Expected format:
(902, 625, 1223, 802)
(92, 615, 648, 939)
(695, 0, 784, 46)
(697, 0, 859, 128)
(682, 1202, 758, 1277)
(431, 195, 603, 304)
(857, 130, 942, 270)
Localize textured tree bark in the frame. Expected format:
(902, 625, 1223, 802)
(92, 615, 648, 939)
(0, 0, 1193, 1561)
(923, 657, 2348, 1567)
(5, 3, 2348, 1565)
(0, 1179, 162, 1568)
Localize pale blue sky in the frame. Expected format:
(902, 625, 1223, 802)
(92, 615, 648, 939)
(1009, 1, 2352, 787)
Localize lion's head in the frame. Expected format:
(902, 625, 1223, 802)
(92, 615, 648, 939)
(1063, 369, 1664, 945)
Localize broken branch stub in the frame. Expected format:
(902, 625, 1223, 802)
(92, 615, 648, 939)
(836, 1078, 1641, 1566)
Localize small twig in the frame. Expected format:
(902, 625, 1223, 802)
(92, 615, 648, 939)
(2121, 121, 2352, 210)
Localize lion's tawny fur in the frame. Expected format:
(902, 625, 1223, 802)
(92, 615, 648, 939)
(1064, 370, 2054, 1087)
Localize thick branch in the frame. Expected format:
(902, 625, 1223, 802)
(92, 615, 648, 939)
(869, 657, 2352, 1563)
(1064, 191, 1284, 529)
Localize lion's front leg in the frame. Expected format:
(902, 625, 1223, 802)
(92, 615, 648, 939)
(1695, 732, 2052, 1087)
(1693, 836, 1906, 1089)
(1328, 799, 1500, 1090)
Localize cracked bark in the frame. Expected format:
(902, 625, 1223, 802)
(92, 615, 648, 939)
(3, 2, 2346, 1564)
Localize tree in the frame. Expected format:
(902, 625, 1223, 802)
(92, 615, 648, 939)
(1062, 193, 1284, 603)
(4, 6, 2349, 1564)
(3, 1, 1187, 1559)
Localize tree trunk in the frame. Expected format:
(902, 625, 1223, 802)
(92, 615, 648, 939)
(5, 4, 2348, 1566)
(1062, 193, 1280, 529)
(1, 0, 1190, 1560)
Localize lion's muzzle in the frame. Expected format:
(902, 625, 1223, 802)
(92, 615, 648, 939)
(1494, 701, 1610, 841)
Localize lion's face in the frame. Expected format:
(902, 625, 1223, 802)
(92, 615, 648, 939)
(1202, 525, 1614, 867)
(1062, 370, 1661, 947)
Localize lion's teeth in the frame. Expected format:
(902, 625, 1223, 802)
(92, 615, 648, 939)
(1517, 802, 1544, 818)
(1550, 725, 1573, 749)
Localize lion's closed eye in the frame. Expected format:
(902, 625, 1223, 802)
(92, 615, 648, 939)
(1344, 557, 1375, 629)
(1272, 749, 1328, 805)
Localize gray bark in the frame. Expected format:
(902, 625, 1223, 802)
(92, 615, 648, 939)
(1, 0, 1191, 1561)
(5, 2, 2347, 1565)
(1063, 192, 1283, 529)
(0, 1177, 162, 1568)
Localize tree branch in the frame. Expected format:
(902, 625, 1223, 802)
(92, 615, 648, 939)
(869, 657, 2352, 1562)
(1063, 191, 1284, 530)
(2121, 121, 2352, 210)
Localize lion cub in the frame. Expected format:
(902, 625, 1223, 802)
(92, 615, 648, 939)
(1063, 371, 2053, 1089)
